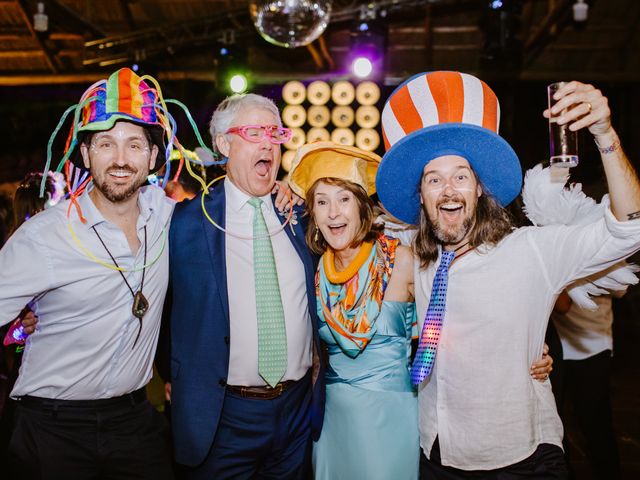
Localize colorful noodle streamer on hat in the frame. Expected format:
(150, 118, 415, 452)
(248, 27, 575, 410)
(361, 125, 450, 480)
(41, 67, 225, 221)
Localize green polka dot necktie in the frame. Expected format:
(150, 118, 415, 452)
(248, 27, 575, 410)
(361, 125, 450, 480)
(248, 198, 288, 387)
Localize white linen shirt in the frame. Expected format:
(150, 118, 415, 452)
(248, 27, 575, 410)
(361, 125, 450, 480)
(224, 178, 312, 386)
(0, 184, 174, 400)
(414, 206, 640, 470)
(551, 294, 615, 360)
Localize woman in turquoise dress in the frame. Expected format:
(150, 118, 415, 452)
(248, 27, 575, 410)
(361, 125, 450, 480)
(289, 142, 419, 479)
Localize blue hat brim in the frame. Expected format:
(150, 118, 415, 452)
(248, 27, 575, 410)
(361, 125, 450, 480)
(376, 123, 522, 225)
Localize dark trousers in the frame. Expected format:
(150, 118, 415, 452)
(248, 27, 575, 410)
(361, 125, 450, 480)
(8, 390, 174, 480)
(185, 373, 312, 480)
(420, 438, 568, 479)
(559, 350, 620, 480)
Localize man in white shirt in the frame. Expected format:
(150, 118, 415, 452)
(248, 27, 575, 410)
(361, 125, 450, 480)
(167, 94, 324, 479)
(376, 71, 640, 478)
(551, 290, 625, 479)
(0, 68, 175, 479)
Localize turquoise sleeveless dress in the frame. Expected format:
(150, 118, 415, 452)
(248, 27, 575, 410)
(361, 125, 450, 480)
(312, 301, 419, 479)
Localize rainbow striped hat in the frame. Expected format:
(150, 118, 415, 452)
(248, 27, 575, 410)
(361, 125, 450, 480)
(376, 71, 522, 225)
(73, 68, 168, 168)
(79, 68, 161, 133)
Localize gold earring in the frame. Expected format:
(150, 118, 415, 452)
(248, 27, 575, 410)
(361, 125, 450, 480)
(314, 225, 319, 242)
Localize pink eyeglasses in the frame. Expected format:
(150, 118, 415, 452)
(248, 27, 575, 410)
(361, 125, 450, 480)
(225, 124, 292, 144)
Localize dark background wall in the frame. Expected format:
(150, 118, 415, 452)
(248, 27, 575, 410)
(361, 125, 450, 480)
(1, 77, 638, 186)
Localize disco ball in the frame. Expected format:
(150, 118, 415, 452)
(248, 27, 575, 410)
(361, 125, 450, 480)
(249, 0, 332, 48)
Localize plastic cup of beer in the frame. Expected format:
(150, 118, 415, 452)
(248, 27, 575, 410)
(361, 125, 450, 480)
(548, 82, 579, 168)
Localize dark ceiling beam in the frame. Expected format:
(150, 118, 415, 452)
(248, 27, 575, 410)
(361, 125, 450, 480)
(118, 0, 137, 31)
(15, 0, 58, 73)
(3, 67, 640, 87)
(49, 0, 106, 38)
(82, 0, 430, 68)
(83, 7, 250, 66)
(523, 0, 573, 67)
(0, 49, 46, 57)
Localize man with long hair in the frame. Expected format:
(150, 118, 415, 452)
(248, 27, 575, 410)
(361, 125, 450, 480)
(376, 71, 640, 478)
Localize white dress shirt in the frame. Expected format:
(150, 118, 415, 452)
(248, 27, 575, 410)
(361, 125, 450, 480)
(414, 207, 640, 470)
(224, 178, 312, 386)
(552, 294, 617, 360)
(0, 184, 174, 400)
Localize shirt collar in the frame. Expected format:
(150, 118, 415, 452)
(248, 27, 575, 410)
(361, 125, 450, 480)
(75, 182, 155, 229)
(224, 177, 273, 213)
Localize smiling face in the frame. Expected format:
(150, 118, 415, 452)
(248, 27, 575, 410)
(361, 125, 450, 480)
(80, 121, 157, 204)
(312, 180, 365, 254)
(215, 107, 282, 197)
(420, 155, 482, 248)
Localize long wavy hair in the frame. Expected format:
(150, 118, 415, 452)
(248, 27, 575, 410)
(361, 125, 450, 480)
(414, 182, 515, 268)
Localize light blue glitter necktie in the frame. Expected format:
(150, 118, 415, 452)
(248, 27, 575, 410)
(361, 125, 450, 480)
(248, 198, 288, 387)
(411, 250, 455, 386)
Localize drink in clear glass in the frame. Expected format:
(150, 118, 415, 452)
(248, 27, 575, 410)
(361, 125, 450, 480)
(548, 82, 579, 168)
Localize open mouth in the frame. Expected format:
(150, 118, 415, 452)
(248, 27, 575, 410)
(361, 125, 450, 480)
(438, 202, 464, 221)
(327, 223, 347, 235)
(254, 158, 272, 177)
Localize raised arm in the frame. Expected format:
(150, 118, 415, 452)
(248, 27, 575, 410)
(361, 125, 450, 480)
(544, 81, 640, 222)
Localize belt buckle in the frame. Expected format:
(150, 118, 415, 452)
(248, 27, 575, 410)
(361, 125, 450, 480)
(271, 383, 283, 396)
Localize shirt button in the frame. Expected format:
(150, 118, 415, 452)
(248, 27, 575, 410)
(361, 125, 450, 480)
(224, 336, 230, 345)
(219, 378, 227, 387)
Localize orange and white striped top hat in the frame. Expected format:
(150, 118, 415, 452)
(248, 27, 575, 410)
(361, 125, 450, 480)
(376, 71, 522, 225)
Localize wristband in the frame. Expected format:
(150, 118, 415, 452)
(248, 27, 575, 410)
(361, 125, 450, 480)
(595, 138, 621, 155)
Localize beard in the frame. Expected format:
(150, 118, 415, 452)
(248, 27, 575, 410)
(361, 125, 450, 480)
(92, 165, 149, 203)
(430, 214, 474, 244)
(425, 194, 476, 245)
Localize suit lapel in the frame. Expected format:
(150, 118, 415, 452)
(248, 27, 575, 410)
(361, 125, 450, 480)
(203, 183, 230, 321)
(272, 197, 310, 269)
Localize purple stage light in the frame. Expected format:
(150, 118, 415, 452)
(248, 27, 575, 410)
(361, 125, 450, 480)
(352, 56, 373, 78)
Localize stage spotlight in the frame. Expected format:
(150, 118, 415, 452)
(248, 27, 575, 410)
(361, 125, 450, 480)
(282, 80, 306, 105)
(307, 105, 330, 127)
(331, 128, 355, 146)
(349, 8, 386, 80)
(229, 74, 248, 93)
(307, 127, 330, 142)
(307, 81, 331, 105)
(281, 150, 296, 173)
(331, 81, 355, 105)
(355, 81, 380, 106)
(214, 31, 249, 93)
(352, 57, 373, 79)
(331, 106, 355, 128)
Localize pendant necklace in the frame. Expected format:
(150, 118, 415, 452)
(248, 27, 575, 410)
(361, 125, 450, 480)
(448, 241, 473, 265)
(92, 225, 148, 346)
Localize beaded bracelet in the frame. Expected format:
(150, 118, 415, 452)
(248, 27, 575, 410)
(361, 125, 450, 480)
(595, 138, 621, 155)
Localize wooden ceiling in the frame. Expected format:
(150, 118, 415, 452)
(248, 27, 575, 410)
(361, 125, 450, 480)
(0, 0, 638, 86)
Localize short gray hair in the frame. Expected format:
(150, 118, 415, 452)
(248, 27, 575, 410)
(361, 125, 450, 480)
(209, 93, 281, 154)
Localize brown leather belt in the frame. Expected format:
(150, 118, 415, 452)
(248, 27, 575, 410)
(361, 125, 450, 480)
(226, 380, 297, 400)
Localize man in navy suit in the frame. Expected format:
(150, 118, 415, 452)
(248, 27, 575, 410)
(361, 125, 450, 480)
(168, 93, 324, 479)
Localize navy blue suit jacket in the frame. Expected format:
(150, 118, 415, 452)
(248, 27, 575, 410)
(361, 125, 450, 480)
(168, 182, 325, 467)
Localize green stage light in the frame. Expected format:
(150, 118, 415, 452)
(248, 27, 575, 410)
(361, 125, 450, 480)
(229, 74, 248, 93)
